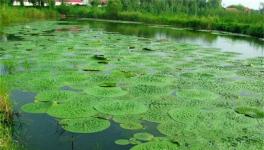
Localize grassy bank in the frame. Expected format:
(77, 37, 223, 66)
(0, 6, 58, 30)
(56, 6, 264, 38)
(0, 79, 18, 150)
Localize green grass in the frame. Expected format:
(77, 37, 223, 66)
(0, 79, 19, 150)
(56, 5, 264, 38)
(0, 6, 58, 30)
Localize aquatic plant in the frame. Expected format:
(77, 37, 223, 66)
(235, 107, 264, 118)
(47, 100, 98, 118)
(85, 87, 128, 98)
(115, 139, 130, 145)
(177, 89, 218, 101)
(157, 121, 185, 136)
(59, 117, 110, 133)
(129, 84, 171, 96)
(133, 132, 154, 141)
(130, 141, 178, 150)
(120, 122, 143, 130)
(94, 100, 147, 115)
(35, 90, 77, 103)
(21, 102, 51, 114)
(168, 107, 200, 122)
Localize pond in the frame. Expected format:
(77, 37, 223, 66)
(0, 19, 264, 150)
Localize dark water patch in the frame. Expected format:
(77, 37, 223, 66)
(11, 90, 162, 150)
(0, 33, 24, 42)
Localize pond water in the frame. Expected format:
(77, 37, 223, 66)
(0, 20, 264, 150)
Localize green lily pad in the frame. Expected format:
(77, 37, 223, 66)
(59, 117, 110, 133)
(85, 87, 128, 97)
(94, 100, 147, 115)
(35, 90, 77, 102)
(120, 122, 144, 130)
(177, 89, 218, 100)
(115, 139, 130, 145)
(235, 107, 264, 118)
(21, 102, 51, 113)
(168, 107, 200, 122)
(157, 121, 185, 136)
(47, 100, 98, 118)
(129, 84, 171, 96)
(130, 141, 178, 150)
(133, 132, 154, 141)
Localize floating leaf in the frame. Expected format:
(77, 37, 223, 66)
(47, 100, 97, 118)
(59, 117, 110, 133)
(133, 132, 154, 141)
(120, 122, 144, 130)
(130, 141, 178, 150)
(94, 100, 147, 115)
(35, 90, 77, 102)
(21, 102, 51, 113)
(235, 107, 264, 118)
(115, 139, 130, 145)
(85, 87, 128, 97)
(177, 89, 218, 100)
(129, 84, 171, 96)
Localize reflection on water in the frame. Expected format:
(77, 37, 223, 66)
(74, 19, 264, 59)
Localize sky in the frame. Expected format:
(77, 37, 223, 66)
(222, 0, 264, 9)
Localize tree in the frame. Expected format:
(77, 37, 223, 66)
(91, 0, 100, 6)
(260, 2, 264, 13)
(107, 0, 122, 17)
(208, 0, 222, 8)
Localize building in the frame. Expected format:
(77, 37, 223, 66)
(13, 0, 107, 6)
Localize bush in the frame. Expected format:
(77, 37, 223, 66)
(106, 0, 122, 17)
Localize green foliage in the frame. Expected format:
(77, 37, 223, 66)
(0, 6, 58, 29)
(120, 122, 143, 130)
(47, 99, 98, 118)
(53, 5, 264, 38)
(21, 102, 51, 114)
(94, 100, 147, 115)
(106, 0, 122, 17)
(235, 107, 264, 118)
(133, 132, 154, 141)
(115, 139, 130, 145)
(85, 87, 128, 97)
(130, 141, 178, 150)
(59, 117, 110, 133)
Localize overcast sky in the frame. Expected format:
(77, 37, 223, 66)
(222, 0, 264, 9)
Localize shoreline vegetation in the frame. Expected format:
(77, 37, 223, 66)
(0, 79, 19, 150)
(0, 6, 58, 30)
(0, 0, 264, 38)
(0, 0, 263, 38)
(56, 4, 264, 38)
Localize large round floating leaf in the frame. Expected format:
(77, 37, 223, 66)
(130, 141, 178, 150)
(21, 102, 51, 113)
(157, 121, 185, 136)
(133, 132, 154, 141)
(85, 87, 128, 97)
(47, 100, 98, 118)
(94, 100, 147, 115)
(115, 139, 130, 145)
(35, 90, 77, 102)
(127, 75, 175, 86)
(120, 122, 144, 130)
(129, 84, 171, 96)
(168, 107, 200, 122)
(235, 107, 264, 118)
(59, 117, 110, 133)
(177, 89, 218, 100)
